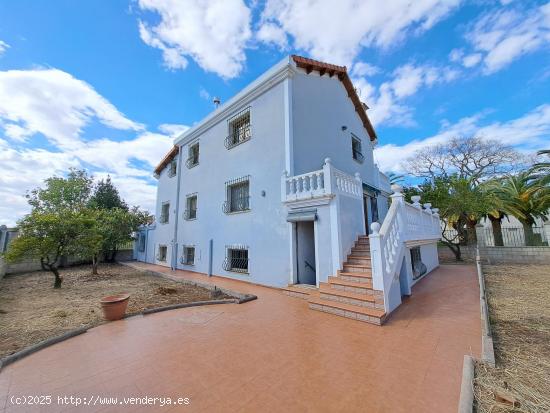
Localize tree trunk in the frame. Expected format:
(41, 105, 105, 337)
(92, 254, 98, 275)
(521, 220, 535, 246)
(52, 267, 62, 289)
(443, 241, 462, 261)
(489, 215, 504, 246)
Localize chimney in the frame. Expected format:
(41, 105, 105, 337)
(213, 97, 221, 108)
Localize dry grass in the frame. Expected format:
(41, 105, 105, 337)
(474, 264, 550, 413)
(0, 264, 232, 358)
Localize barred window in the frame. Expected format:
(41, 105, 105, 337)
(160, 202, 170, 224)
(158, 245, 167, 261)
(352, 135, 364, 163)
(183, 246, 195, 265)
(138, 234, 146, 252)
(168, 159, 177, 177)
(223, 176, 250, 213)
(225, 108, 251, 149)
(223, 247, 248, 273)
(185, 195, 197, 220)
(186, 143, 199, 168)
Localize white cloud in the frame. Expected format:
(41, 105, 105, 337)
(259, 0, 461, 67)
(198, 87, 211, 101)
(374, 104, 550, 173)
(464, 2, 550, 74)
(351, 62, 380, 77)
(137, 0, 252, 78)
(462, 53, 482, 68)
(256, 22, 288, 49)
(0, 69, 143, 149)
(158, 123, 189, 137)
(0, 40, 9, 56)
(354, 63, 460, 126)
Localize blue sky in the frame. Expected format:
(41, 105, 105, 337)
(0, 0, 549, 225)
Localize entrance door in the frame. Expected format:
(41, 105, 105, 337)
(295, 221, 316, 285)
(363, 194, 370, 234)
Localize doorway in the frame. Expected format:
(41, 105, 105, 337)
(295, 221, 316, 285)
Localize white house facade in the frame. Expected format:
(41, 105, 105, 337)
(135, 56, 441, 324)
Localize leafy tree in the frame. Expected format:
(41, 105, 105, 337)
(4, 211, 94, 287)
(88, 176, 128, 210)
(486, 172, 549, 245)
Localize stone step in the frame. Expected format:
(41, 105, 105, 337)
(350, 249, 371, 256)
(309, 297, 385, 325)
(281, 285, 317, 300)
(327, 277, 373, 293)
(337, 271, 372, 283)
(319, 285, 382, 309)
(343, 263, 372, 273)
(346, 257, 372, 266)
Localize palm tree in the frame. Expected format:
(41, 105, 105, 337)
(488, 172, 549, 245)
(530, 149, 550, 186)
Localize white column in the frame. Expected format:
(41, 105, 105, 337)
(323, 158, 333, 195)
(369, 222, 384, 292)
(283, 77, 294, 176)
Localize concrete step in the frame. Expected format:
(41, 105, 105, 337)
(337, 271, 372, 283)
(319, 284, 383, 309)
(346, 257, 372, 266)
(281, 285, 317, 300)
(343, 263, 372, 273)
(309, 297, 385, 325)
(350, 249, 371, 257)
(327, 277, 373, 293)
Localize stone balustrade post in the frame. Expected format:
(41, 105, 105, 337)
(369, 222, 384, 291)
(323, 158, 333, 194)
(411, 195, 421, 209)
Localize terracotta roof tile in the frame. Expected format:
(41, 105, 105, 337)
(154, 145, 179, 176)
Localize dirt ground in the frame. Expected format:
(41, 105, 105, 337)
(0, 263, 232, 358)
(474, 264, 550, 413)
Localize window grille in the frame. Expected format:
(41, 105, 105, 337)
(352, 135, 364, 163)
(182, 246, 195, 265)
(223, 176, 250, 213)
(168, 159, 177, 177)
(160, 202, 170, 224)
(184, 195, 198, 220)
(223, 246, 249, 273)
(225, 108, 251, 149)
(138, 234, 146, 252)
(157, 245, 167, 261)
(186, 143, 199, 168)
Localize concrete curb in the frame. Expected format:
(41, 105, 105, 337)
(119, 261, 257, 304)
(142, 299, 237, 315)
(475, 248, 496, 367)
(458, 355, 475, 413)
(0, 326, 89, 372)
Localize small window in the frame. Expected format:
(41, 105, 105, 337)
(352, 135, 364, 163)
(168, 159, 177, 177)
(138, 234, 146, 252)
(185, 195, 198, 220)
(182, 246, 195, 265)
(223, 176, 250, 213)
(158, 245, 167, 262)
(225, 108, 251, 149)
(186, 143, 199, 168)
(160, 202, 170, 224)
(410, 247, 426, 280)
(223, 247, 249, 273)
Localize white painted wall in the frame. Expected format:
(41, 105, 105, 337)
(152, 164, 178, 267)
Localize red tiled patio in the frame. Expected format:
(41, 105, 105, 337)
(0, 264, 480, 412)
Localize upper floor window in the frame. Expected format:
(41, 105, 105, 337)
(223, 176, 250, 214)
(157, 245, 167, 262)
(159, 202, 170, 224)
(168, 159, 177, 177)
(225, 108, 251, 149)
(186, 142, 199, 168)
(352, 135, 364, 163)
(184, 194, 198, 220)
(182, 246, 195, 265)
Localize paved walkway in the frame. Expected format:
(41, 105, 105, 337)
(0, 264, 480, 412)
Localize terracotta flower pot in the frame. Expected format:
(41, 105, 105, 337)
(100, 293, 130, 321)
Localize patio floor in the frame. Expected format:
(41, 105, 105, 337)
(0, 264, 480, 412)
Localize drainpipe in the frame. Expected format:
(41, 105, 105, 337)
(172, 146, 183, 270)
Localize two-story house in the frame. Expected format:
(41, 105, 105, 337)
(135, 56, 441, 324)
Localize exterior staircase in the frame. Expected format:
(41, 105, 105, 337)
(282, 235, 386, 325)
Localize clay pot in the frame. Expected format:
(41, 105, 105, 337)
(100, 293, 130, 321)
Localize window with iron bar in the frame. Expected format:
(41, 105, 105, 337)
(160, 202, 170, 224)
(223, 176, 250, 213)
(182, 246, 195, 265)
(184, 194, 197, 220)
(223, 246, 249, 273)
(225, 107, 251, 149)
(186, 142, 199, 168)
(351, 135, 364, 163)
(168, 159, 177, 177)
(157, 245, 167, 261)
(138, 234, 146, 252)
